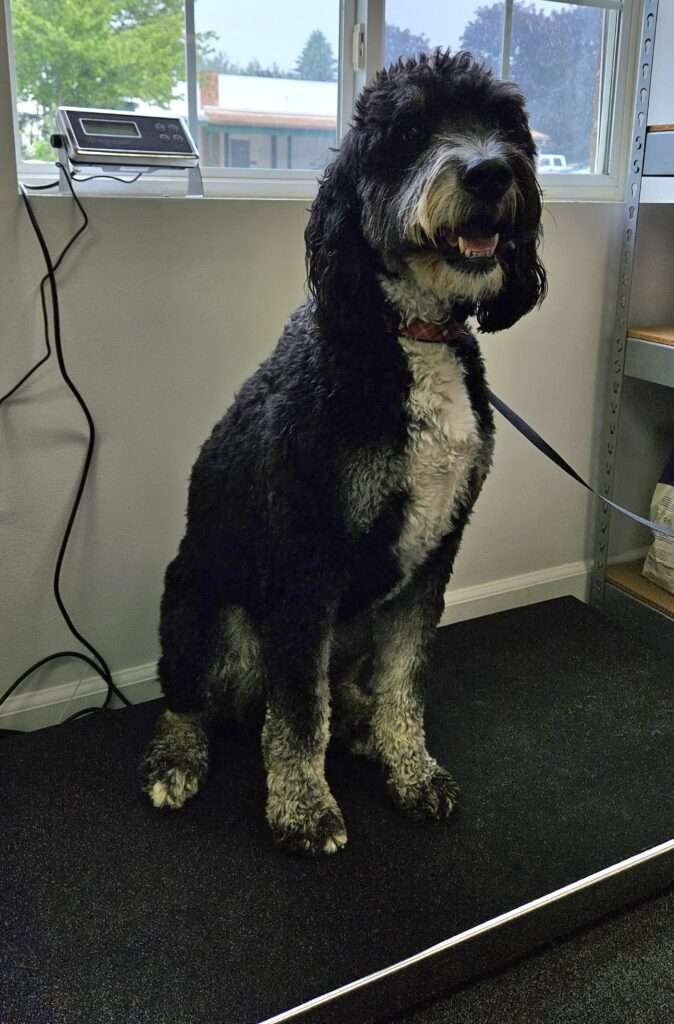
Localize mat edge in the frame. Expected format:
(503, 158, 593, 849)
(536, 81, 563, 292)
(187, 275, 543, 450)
(259, 840, 674, 1024)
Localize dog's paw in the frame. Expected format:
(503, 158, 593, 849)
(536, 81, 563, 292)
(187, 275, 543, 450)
(389, 767, 460, 821)
(269, 802, 348, 857)
(145, 767, 202, 810)
(140, 710, 209, 811)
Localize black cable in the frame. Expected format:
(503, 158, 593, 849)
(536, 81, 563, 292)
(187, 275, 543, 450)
(1, 172, 88, 403)
(72, 170, 143, 184)
(1, 162, 139, 733)
(1, 170, 143, 406)
(21, 178, 60, 190)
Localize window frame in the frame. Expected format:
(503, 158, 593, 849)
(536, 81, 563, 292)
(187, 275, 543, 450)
(9, 0, 639, 203)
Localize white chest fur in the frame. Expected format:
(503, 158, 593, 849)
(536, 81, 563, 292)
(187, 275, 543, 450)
(396, 337, 481, 585)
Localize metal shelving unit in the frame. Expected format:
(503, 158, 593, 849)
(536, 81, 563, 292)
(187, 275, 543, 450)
(625, 326, 674, 387)
(592, 0, 674, 657)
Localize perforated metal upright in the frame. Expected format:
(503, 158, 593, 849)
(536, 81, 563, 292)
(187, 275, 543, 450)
(591, 0, 674, 655)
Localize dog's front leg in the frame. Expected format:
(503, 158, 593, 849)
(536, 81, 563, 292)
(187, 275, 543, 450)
(261, 609, 346, 856)
(370, 566, 459, 821)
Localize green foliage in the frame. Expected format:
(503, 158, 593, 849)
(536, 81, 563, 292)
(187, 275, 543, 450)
(199, 48, 291, 79)
(12, 0, 185, 145)
(26, 134, 54, 161)
(294, 30, 336, 82)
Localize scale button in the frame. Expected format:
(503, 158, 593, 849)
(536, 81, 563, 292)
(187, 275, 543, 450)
(172, 133, 184, 143)
(155, 122, 166, 131)
(159, 133, 170, 142)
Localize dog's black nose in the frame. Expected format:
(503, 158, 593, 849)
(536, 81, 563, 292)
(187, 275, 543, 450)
(462, 157, 513, 198)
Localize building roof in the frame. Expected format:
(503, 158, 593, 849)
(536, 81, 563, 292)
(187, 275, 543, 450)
(207, 74, 337, 118)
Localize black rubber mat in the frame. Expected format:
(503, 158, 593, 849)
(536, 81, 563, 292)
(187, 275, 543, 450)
(1, 597, 672, 1024)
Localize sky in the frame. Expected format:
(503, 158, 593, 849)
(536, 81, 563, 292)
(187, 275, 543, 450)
(194, 1, 564, 74)
(195, 0, 342, 71)
(193, 1, 496, 71)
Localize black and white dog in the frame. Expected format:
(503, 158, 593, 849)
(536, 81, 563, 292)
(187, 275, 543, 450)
(141, 50, 546, 855)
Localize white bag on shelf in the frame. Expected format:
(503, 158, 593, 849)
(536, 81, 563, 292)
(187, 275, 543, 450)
(642, 447, 674, 595)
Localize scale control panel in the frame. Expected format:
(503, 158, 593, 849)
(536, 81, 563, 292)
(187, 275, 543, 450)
(54, 107, 199, 169)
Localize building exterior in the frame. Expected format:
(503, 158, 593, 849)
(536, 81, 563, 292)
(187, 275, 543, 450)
(197, 71, 337, 171)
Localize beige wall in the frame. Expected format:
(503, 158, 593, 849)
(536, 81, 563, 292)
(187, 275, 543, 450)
(1, 3, 630, 714)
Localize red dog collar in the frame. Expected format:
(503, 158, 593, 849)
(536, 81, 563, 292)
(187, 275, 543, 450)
(397, 318, 466, 344)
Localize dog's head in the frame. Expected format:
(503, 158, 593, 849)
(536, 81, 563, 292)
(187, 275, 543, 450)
(306, 50, 546, 335)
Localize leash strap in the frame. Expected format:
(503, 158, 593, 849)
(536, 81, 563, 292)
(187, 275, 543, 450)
(488, 390, 674, 540)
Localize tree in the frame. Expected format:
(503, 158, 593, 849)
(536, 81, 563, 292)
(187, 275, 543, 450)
(199, 49, 291, 79)
(197, 47, 240, 75)
(461, 3, 601, 166)
(294, 30, 336, 82)
(12, 0, 187, 154)
(384, 24, 432, 68)
(240, 59, 291, 79)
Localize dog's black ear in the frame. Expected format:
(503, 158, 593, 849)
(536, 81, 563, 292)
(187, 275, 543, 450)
(476, 229, 547, 333)
(305, 140, 381, 335)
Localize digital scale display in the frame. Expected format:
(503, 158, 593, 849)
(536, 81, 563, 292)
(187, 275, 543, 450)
(80, 118, 141, 139)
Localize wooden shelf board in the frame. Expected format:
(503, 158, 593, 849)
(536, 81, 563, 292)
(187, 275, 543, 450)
(606, 561, 674, 618)
(647, 124, 674, 133)
(628, 326, 674, 347)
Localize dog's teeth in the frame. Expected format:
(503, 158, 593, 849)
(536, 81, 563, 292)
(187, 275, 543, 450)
(458, 233, 499, 259)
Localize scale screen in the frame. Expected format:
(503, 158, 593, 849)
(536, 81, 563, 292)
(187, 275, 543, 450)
(80, 118, 141, 139)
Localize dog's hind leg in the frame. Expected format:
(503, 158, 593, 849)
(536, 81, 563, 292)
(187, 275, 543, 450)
(260, 603, 347, 856)
(331, 666, 376, 757)
(330, 617, 377, 757)
(140, 542, 221, 810)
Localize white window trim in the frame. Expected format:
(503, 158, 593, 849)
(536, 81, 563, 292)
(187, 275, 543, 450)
(10, 0, 640, 204)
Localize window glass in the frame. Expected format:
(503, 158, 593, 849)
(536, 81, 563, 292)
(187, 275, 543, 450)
(11, 0, 188, 163)
(195, 0, 340, 170)
(385, 1, 612, 177)
(385, 1, 505, 78)
(508, 2, 607, 174)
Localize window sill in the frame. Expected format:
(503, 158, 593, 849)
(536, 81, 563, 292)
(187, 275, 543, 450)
(18, 163, 321, 201)
(17, 166, 626, 205)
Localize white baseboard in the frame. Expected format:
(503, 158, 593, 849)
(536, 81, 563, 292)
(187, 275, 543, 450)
(2, 560, 591, 732)
(440, 560, 591, 626)
(0, 661, 161, 734)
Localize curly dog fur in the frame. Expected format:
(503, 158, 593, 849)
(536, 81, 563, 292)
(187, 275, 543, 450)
(141, 50, 546, 855)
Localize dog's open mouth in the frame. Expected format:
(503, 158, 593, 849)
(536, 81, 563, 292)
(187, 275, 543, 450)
(435, 222, 504, 269)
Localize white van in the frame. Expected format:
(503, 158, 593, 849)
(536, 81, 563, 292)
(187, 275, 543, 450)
(537, 153, 568, 172)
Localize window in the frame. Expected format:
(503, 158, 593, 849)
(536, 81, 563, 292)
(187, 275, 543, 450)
(10, 0, 188, 161)
(194, 0, 340, 173)
(229, 139, 251, 168)
(384, 1, 626, 178)
(8, 1, 635, 200)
